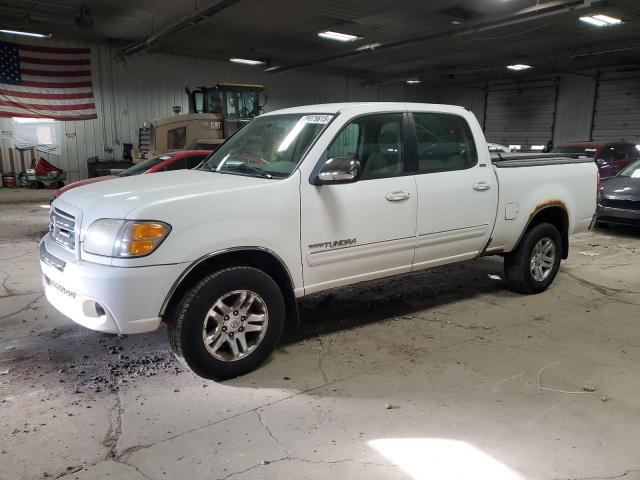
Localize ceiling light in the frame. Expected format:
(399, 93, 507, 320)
(507, 64, 532, 71)
(509, 145, 522, 151)
(318, 30, 361, 42)
(579, 15, 621, 27)
(0, 29, 50, 38)
(406, 79, 422, 84)
(229, 58, 265, 65)
(530, 145, 545, 151)
(592, 14, 622, 25)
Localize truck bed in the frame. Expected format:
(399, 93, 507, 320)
(488, 152, 598, 254)
(490, 152, 594, 168)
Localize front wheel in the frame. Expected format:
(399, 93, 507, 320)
(504, 222, 562, 294)
(168, 266, 285, 380)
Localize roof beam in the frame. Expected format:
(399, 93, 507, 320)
(268, 0, 607, 74)
(120, 0, 245, 58)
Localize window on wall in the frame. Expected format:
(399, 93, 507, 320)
(12, 117, 58, 153)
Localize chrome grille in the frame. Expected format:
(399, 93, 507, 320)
(49, 208, 76, 250)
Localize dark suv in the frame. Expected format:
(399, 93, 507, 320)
(552, 142, 639, 181)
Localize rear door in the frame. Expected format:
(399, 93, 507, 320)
(410, 110, 498, 270)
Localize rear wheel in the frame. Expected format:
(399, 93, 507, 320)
(504, 222, 562, 294)
(168, 266, 285, 380)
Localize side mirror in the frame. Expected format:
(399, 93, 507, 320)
(314, 156, 361, 185)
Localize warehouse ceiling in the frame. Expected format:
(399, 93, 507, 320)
(1, 0, 640, 84)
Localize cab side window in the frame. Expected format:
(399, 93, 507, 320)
(413, 113, 477, 173)
(325, 113, 404, 180)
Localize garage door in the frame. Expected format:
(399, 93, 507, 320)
(591, 71, 640, 144)
(484, 81, 558, 150)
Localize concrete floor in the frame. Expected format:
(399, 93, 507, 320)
(1, 188, 640, 480)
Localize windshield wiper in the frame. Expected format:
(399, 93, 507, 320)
(220, 164, 273, 179)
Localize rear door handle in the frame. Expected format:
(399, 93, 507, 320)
(385, 191, 411, 202)
(473, 181, 491, 191)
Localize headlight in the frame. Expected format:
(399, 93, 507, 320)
(83, 219, 171, 258)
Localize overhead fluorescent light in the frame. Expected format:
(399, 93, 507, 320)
(507, 64, 532, 71)
(0, 29, 50, 38)
(406, 79, 422, 84)
(229, 58, 265, 66)
(318, 30, 361, 42)
(579, 16, 607, 26)
(508, 145, 522, 151)
(579, 15, 621, 27)
(530, 145, 545, 151)
(592, 14, 622, 25)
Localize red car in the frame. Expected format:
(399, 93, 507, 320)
(52, 150, 212, 200)
(552, 142, 639, 181)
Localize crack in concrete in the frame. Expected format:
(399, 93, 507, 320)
(420, 313, 495, 332)
(562, 271, 638, 296)
(255, 409, 289, 454)
(0, 252, 33, 262)
(0, 293, 43, 321)
(103, 391, 123, 459)
(216, 456, 397, 480)
(316, 335, 329, 383)
(0, 290, 42, 299)
(116, 373, 363, 462)
(0, 268, 13, 295)
(114, 458, 156, 480)
(559, 469, 640, 480)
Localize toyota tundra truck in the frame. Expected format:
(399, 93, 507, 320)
(40, 102, 597, 379)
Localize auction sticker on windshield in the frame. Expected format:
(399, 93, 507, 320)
(301, 115, 333, 124)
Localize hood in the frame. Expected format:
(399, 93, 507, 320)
(602, 176, 640, 199)
(53, 169, 276, 223)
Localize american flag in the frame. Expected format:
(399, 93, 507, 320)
(0, 41, 97, 120)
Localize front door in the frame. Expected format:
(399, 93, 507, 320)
(410, 111, 498, 269)
(300, 111, 417, 294)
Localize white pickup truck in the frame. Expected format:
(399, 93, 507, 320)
(41, 102, 597, 379)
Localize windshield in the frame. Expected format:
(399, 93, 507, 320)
(551, 146, 598, 157)
(200, 113, 333, 178)
(619, 160, 640, 178)
(119, 155, 172, 177)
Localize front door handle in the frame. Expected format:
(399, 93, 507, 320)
(385, 191, 411, 202)
(473, 181, 491, 191)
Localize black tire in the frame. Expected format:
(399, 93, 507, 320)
(167, 266, 285, 380)
(504, 222, 562, 294)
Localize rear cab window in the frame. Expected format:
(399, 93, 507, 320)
(412, 112, 477, 173)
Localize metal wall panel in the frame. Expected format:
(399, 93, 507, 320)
(592, 70, 640, 144)
(553, 74, 597, 146)
(484, 80, 558, 150)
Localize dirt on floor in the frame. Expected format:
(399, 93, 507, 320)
(1, 190, 640, 480)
